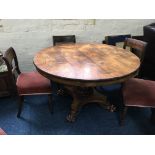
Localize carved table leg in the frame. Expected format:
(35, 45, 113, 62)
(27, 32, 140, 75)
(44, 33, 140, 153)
(65, 86, 82, 122)
(65, 86, 116, 122)
(66, 96, 82, 122)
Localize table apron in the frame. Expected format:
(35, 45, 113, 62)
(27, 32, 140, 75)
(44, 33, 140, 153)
(36, 67, 139, 87)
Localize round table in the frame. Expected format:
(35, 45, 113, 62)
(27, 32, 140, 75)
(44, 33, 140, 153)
(34, 43, 140, 122)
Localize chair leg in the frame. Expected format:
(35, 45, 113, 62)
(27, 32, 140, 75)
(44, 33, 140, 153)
(120, 106, 128, 126)
(48, 94, 53, 114)
(57, 83, 66, 96)
(150, 108, 155, 125)
(17, 96, 24, 118)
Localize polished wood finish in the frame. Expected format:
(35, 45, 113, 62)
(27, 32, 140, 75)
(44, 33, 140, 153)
(34, 43, 140, 122)
(34, 43, 140, 87)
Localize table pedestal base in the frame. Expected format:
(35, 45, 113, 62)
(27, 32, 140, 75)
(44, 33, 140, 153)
(65, 86, 116, 122)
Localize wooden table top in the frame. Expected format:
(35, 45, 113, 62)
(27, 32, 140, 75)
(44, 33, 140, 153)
(34, 43, 140, 87)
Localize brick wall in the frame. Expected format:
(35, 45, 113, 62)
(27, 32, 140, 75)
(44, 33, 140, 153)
(0, 19, 154, 71)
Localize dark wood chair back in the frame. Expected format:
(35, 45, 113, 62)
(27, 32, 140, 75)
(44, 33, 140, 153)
(2, 47, 20, 95)
(132, 35, 144, 41)
(123, 38, 147, 62)
(104, 34, 131, 46)
(3, 47, 21, 76)
(53, 35, 76, 46)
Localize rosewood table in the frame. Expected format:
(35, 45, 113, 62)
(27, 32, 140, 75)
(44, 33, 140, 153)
(33, 43, 140, 122)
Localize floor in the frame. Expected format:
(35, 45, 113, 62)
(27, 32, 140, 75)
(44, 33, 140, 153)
(0, 88, 155, 135)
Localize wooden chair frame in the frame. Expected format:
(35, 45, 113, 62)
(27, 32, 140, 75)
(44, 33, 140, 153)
(123, 38, 147, 62)
(53, 35, 76, 46)
(2, 47, 52, 117)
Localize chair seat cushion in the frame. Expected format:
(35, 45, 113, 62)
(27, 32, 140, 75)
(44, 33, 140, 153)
(123, 78, 155, 107)
(16, 72, 52, 95)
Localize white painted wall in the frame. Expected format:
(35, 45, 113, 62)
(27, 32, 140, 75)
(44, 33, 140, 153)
(0, 19, 154, 71)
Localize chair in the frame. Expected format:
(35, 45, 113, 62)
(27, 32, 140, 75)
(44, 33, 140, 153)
(103, 34, 131, 46)
(2, 47, 52, 117)
(99, 36, 147, 110)
(123, 38, 147, 62)
(119, 39, 148, 126)
(120, 78, 155, 125)
(53, 35, 76, 46)
(123, 38, 147, 79)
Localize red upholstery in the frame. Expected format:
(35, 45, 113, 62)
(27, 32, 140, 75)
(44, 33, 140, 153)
(123, 78, 155, 107)
(16, 72, 51, 95)
(0, 128, 6, 135)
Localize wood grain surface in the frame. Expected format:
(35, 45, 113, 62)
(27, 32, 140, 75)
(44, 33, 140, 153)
(33, 43, 140, 87)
